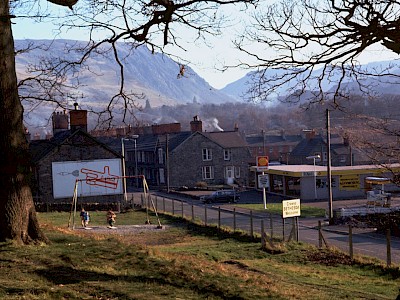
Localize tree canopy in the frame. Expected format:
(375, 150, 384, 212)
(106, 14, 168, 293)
(235, 0, 400, 106)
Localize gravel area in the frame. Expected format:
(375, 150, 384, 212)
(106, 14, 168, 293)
(74, 224, 167, 235)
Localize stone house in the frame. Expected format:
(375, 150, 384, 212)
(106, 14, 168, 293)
(99, 116, 253, 189)
(168, 129, 252, 188)
(246, 131, 302, 164)
(29, 108, 123, 204)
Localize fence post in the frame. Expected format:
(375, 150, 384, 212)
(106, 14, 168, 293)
(250, 210, 254, 237)
(318, 221, 322, 248)
(218, 207, 221, 230)
(282, 217, 285, 242)
(349, 225, 353, 260)
(270, 213, 273, 239)
(261, 220, 265, 248)
(204, 204, 207, 226)
(156, 196, 158, 212)
(181, 200, 184, 218)
(191, 205, 194, 221)
(172, 199, 175, 215)
(386, 228, 392, 267)
(233, 208, 236, 231)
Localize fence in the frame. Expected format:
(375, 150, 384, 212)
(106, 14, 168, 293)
(129, 193, 399, 267)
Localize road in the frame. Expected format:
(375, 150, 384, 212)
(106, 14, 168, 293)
(129, 190, 400, 265)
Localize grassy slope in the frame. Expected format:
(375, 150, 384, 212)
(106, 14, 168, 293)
(0, 211, 398, 299)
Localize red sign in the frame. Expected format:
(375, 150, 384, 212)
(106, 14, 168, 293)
(256, 156, 269, 171)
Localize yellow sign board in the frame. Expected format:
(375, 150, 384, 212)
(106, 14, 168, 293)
(339, 175, 360, 191)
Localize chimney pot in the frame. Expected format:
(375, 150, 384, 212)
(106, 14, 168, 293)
(190, 116, 202, 133)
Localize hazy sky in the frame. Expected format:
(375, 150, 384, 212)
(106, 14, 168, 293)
(11, 2, 399, 90)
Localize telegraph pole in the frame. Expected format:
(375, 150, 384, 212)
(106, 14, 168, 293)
(326, 109, 333, 224)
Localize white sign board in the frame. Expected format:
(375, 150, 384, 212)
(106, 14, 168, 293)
(258, 174, 269, 189)
(52, 159, 123, 199)
(282, 199, 301, 218)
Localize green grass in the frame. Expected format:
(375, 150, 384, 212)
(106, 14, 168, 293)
(48, 209, 162, 228)
(234, 203, 326, 217)
(0, 210, 398, 299)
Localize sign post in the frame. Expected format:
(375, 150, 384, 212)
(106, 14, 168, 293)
(256, 156, 269, 209)
(282, 198, 301, 241)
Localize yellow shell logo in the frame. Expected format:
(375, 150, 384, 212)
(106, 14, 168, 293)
(258, 157, 268, 166)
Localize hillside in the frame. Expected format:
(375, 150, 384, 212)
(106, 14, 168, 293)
(14, 39, 238, 128)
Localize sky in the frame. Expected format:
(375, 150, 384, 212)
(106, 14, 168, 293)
(11, 1, 400, 90)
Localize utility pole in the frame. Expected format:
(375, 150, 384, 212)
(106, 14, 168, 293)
(326, 109, 333, 224)
(166, 134, 170, 193)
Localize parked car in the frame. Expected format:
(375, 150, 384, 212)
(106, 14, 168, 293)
(201, 190, 240, 204)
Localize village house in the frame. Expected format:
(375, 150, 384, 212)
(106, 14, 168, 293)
(29, 106, 123, 205)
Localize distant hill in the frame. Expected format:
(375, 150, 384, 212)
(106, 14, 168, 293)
(14, 39, 238, 128)
(221, 61, 400, 102)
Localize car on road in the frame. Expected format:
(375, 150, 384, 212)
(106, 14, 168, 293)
(200, 190, 240, 204)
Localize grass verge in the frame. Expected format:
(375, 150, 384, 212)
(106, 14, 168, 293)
(234, 203, 326, 217)
(0, 210, 398, 299)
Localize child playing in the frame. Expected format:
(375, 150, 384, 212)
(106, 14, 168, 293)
(80, 208, 90, 227)
(107, 210, 116, 227)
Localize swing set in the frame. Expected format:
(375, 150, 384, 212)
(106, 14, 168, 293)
(68, 175, 162, 229)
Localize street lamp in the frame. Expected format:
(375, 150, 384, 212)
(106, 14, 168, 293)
(306, 154, 320, 199)
(121, 135, 139, 203)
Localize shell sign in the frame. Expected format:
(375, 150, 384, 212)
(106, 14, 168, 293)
(256, 156, 269, 171)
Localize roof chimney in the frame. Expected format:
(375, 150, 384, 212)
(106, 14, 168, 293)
(52, 111, 69, 135)
(190, 115, 202, 133)
(70, 103, 88, 133)
(304, 129, 316, 140)
(234, 123, 239, 132)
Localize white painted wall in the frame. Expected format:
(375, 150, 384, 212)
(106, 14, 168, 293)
(52, 159, 123, 198)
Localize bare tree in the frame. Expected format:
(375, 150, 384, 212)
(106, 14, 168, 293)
(235, 0, 400, 106)
(1, 0, 257, 244)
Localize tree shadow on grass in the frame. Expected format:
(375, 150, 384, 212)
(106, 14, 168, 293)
(35, 265, 245, 299)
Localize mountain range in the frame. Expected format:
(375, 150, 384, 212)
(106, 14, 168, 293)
(14, 39, 400, 130)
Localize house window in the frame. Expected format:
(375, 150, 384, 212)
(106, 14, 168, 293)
(235, 167, 241, 178)
(225, 166, 234, 178)
(202, 166, 214, 179)
(224, 149, 231, 161)
(159, 168, 165, 184)
(141, 151, 145, 163)
(158, 148, 164, 164)
(202, 148, 212, 161)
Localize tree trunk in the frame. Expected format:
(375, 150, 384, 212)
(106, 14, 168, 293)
(0, 2, 48, 244)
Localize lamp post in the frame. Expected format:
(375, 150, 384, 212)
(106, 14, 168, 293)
(121, 135, 139, 203)
(306, 154, 320, 200)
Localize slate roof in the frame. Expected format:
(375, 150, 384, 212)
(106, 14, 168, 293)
(156, 132, 193, 151)
(96, 130, 249, 155)
(290, 135, 325, 157)
(246, 134, 302, 146)
(29, 130, 120, 163)
(202, 131, 248, 148)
